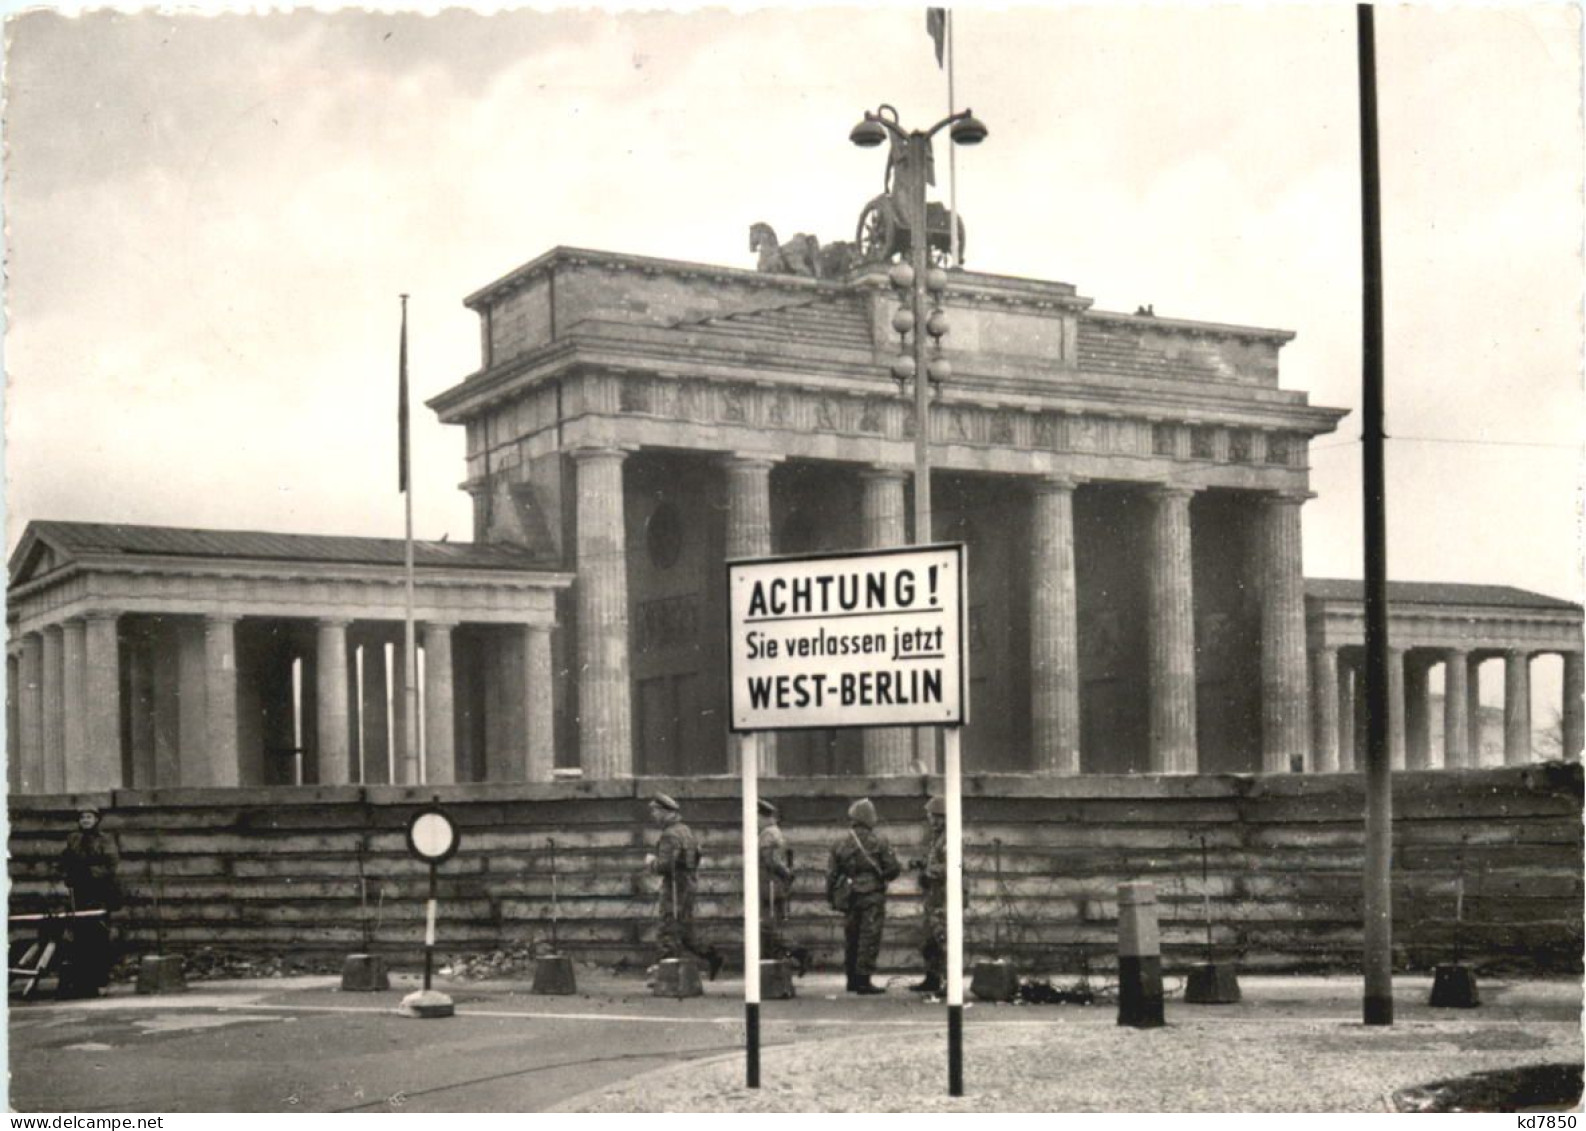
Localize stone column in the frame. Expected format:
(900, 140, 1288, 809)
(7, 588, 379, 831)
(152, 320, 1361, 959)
(41, 624, 66, 792)
(390, 641, 413, 784)
(725, 454, 779, 776)
(204, 614, 241, 787)
(1405, 655, 1431, 770)
(1260, 492, 1310, 773)
(859, 467, 913, 774)
(1466, 655, 1486, 766)
(316, 619, 352, 785)
(571, 447, 633, 779)
(1309, 645, 1339, 773)
(18, 632, 44, 793)
(524, 623, 555, 783)
(1337, 658, 1356, 772)
(1503, 648, 1532, 766)
(1563, 651, 1584, 763)
(360, 638, 390, 784)
(1387, 646, 1407, 770)
(61, 619, 90, 791)
(1442, 649, 1471, 770)
(422, 620, 457, 785)
(82, 613, 121, 791)
(1147, 485, 1197, 774)
(6, 646, 19, 795)
(1030, 475, 1082, 775)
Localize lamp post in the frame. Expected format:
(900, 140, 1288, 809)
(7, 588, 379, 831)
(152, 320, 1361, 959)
(850, 105, 987, 553)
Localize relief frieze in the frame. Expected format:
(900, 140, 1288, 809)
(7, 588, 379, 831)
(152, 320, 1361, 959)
(595, 373, 1255, 464)
(619, 379, 652, 414)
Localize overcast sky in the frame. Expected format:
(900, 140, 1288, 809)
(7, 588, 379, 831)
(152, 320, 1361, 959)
(5, 5, 1580, 619)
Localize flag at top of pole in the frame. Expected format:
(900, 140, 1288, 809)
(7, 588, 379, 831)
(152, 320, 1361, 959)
(398, 294, 410, 495)
(927, 8, 947, 67)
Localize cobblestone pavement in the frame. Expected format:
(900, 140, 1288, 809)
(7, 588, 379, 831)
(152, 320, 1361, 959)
(8, 971, 1580, 1113)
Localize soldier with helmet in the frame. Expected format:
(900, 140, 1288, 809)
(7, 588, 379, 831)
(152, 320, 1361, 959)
(909, 795, 949, 995)
(757, 799, 810, 975)
(825, 797, 901, 995)
(57, 805, 121, 998)
(645, 792, 724, 980)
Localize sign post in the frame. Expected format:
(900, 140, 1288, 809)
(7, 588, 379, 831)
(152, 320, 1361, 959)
(740, 731, 762, 1088)
(402, 804, 459, 1019)
(728, 543, 968, 1094)
(944, 725, 965, 1096)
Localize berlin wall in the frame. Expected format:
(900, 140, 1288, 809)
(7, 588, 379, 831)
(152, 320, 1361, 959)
(8, 763, 1581, 975)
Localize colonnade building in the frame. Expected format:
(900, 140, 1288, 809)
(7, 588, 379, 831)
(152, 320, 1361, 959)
(9, 248, 1581, 790)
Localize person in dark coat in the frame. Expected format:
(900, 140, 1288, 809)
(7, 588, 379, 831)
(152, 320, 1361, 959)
(645, 793, 724, 980)
(826, 797, 901, 995)
(909, 795, 949, 994)
(57, 806, 120, 997)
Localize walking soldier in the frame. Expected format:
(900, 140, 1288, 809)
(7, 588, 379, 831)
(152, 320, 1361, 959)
(645, 793, 724, 980)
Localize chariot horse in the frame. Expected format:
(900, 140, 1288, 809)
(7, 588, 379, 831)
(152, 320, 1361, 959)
(749, 222, 822, 278)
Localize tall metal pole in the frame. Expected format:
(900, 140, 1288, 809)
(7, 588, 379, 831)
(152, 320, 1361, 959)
(906, 135, 937, 775)
(400, 294, 420, 786)
(908, 135, 933, 547)
(1358, 2, 1394, 1027)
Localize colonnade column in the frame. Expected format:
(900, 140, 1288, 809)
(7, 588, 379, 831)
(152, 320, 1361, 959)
(524, 623, 555, 783)
(1466, 655, 1486, 766)
(1442, 649, 1471, 769)
(1309, 646, 1339, 773)
(6, 645, 19, 794)
(1147, 485, 1197, 774)
(18, 632, 44, 792)
(423, 620, 457, 786)
(42, 624, 66, 792)
(1405, 655, 1431, 770)
(1030, 475, 1081, 775)
(1387, 646, 1406, 770)
(204, 614, 241, 787)
(1337, 659, 1357, 772)
(859, 467, 914, 774)
(1503, 648, 1532, 765)
(725, 454, 779, 776)
(1563, 651, 1584, 762)
(316, 619, 352, 785)
(1260, 492, 1310, 773)
(82, 613, 121, 791)
(571, 447, 633, 779)
(62, 619, 90, 791)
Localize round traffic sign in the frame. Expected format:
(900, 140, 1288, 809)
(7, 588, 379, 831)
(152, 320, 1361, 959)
(406, 807, 460, 864)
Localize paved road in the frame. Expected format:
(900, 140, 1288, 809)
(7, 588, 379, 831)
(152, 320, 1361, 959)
(8, 972, 1580, 1112)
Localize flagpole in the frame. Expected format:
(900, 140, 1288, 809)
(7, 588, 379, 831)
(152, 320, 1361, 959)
(400, 294, 421, 786)
(947, 9, 959, 266)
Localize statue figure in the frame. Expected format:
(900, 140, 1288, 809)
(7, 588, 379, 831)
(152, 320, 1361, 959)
(749, 222, 821, 278)
(817, 240, 859, 279)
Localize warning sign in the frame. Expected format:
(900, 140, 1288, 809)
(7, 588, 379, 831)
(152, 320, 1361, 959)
(727, 544, 967, 732)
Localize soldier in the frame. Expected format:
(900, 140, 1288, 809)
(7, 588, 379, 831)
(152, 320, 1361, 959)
(644, 793, 724, 980)
(826, 797, 901, 995)
(909, 796, 948, 995)
(57, 806, 121, 998)
(758, 800, 810, 974)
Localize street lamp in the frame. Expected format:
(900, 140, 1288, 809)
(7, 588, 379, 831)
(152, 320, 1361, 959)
(849, 104, 987, 550)
(852, 105, 985, 782)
